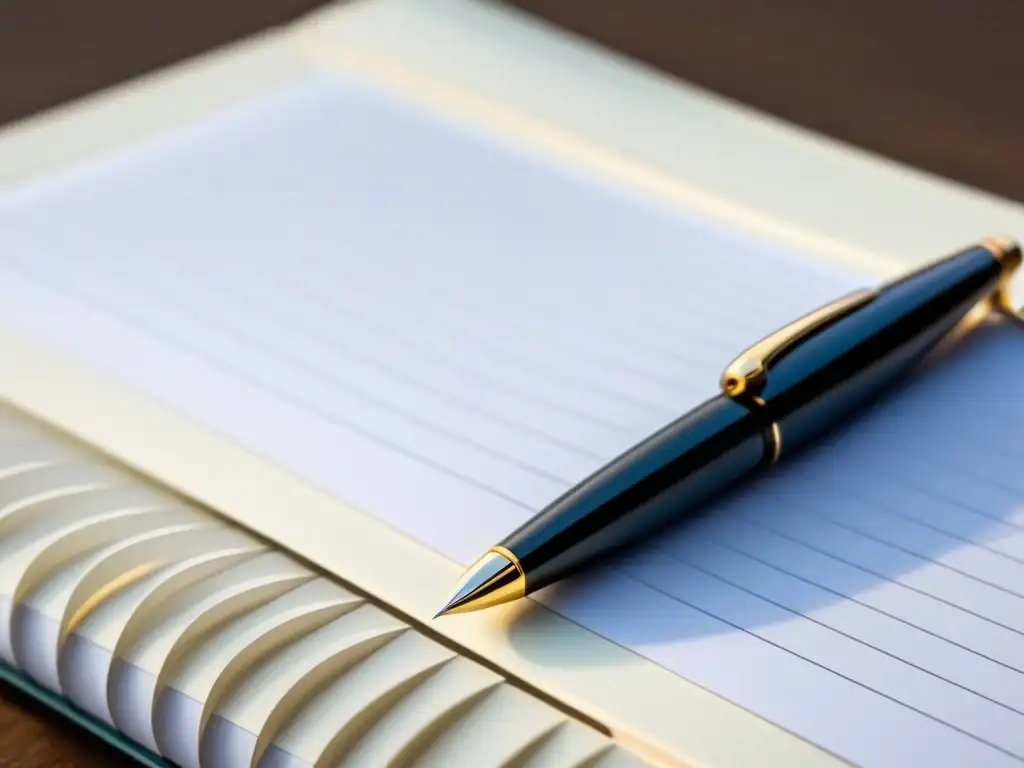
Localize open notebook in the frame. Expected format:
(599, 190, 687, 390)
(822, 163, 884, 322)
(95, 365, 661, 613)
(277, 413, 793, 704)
(2, 1, 1024, 767)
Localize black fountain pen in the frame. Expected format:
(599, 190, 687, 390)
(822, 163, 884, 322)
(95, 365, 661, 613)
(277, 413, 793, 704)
(435, 237, 1023, 618)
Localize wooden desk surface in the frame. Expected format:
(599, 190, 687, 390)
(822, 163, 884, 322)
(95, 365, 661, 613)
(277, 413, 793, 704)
(1, 1, 1021, 765)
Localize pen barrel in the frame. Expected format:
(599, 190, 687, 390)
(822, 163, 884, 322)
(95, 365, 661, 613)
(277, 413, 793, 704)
(503, 395, 768, 592)
(498, 244, 1005, 596)
(763, 243, 1005, 453)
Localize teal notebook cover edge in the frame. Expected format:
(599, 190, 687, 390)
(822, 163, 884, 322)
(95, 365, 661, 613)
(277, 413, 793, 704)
(0, 662, 172, 767)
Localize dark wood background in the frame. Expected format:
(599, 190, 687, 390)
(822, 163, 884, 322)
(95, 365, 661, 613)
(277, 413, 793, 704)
(1, 1, 1022, 765)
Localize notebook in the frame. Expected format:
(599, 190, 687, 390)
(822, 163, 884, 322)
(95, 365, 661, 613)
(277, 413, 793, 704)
(2, 1, 1024, 767)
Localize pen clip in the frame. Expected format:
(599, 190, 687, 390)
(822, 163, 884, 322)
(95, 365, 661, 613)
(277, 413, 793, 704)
(722, 237, 1022, 401)
(721, 288, 877, 399)
(983, 236, 1024, 327)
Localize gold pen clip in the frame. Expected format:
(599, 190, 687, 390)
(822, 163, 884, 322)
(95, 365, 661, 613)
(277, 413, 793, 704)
(721, 288, 878, 399)
(722, 236, 1024, 401)
(983, 236, 1023, 327)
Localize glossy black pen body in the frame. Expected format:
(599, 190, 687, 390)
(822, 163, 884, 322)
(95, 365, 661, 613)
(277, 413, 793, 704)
(435, 238, 1022, 617)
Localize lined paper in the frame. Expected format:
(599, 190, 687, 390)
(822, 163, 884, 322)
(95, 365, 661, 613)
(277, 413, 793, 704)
(1, 74, 1023, 767)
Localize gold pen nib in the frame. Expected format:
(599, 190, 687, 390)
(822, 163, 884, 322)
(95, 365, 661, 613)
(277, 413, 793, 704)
(434, 547, 526, 618)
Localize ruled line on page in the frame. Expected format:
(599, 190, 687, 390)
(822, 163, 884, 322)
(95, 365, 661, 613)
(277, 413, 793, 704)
(680, 526, 1024, 674)
(103, 230, 776, 405)
(701, 507, 1024, 644)
(658, 538, 1024, 713)
(798, 470, 1024, 557)
(616, 551, 1024, 760)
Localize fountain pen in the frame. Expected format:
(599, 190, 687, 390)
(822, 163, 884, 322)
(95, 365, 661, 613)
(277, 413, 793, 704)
(435, 237, 1023, 618)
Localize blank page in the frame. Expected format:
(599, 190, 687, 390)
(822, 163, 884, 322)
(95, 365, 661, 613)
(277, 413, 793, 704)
(1, 74, 1023, 767)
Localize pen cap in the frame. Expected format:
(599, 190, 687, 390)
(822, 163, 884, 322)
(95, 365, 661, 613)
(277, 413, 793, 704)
(761, 243, 1005, 452)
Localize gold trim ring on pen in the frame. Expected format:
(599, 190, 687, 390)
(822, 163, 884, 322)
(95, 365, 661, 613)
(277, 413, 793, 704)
(749, 395, 782, 464)
(767, 422, 783, 464)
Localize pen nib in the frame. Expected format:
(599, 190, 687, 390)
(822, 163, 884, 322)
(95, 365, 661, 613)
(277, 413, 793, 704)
(434, 549, 526, 618)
